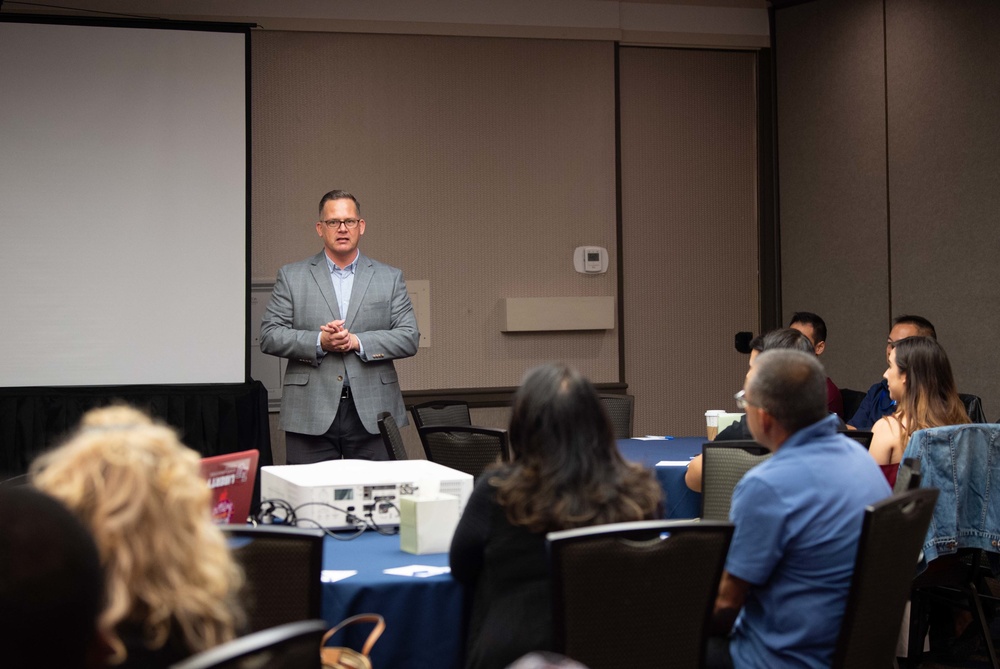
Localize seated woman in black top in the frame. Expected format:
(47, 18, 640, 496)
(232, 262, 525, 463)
(449, 364, 662, 669)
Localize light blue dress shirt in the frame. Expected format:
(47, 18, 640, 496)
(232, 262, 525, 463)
(316, 251, 365, 372)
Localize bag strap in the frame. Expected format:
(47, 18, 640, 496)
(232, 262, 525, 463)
(322, 614, 386, 657)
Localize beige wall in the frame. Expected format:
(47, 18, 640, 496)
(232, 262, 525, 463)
(253, 32, 762, 444)
(775, 0, 1000, 420)
(620, 47, 760, 437)
(252, 32, 620, 394)
(5, 0, 770, 48)
(776, 0, 889, 392)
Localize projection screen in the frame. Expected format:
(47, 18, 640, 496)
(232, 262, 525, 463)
(0, 18, 249, 387)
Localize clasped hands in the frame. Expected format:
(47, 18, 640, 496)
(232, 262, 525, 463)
(320, 320, 358, 354)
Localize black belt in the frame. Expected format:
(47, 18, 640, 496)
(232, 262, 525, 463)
(340, 386, 352, 400)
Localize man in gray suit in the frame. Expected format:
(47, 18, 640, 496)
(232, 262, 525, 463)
(260, 190, 419, 463)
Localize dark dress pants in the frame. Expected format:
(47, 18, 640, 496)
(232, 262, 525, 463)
(284, 394, 386, 464)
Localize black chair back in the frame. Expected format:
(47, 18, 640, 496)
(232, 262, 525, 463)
(221, 525, 324, 633)
(170, 619, 326, 669)
(840, 388, 867, 423)
(843, 430, 874, 449)
(701, 442, 771, 521)
(417, 426, 509, 481)
(892, 457, 921, 493)
(831, 488, 939, 669)
(598, 394, 634, 439)
(376, 412, 410, 460)
(0, 473, 30, 488)
(958, 393, 988, 423)
(548, 520, 733, 669)
(408, 400, 472, 430)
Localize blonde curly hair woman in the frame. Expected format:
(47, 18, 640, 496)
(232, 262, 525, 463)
(31, 405, 244, 668)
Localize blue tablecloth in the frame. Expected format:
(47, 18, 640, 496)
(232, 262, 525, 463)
(318, 440, 704, 669)
(321, 532, 462, 669)
(617, 437, 704, 519)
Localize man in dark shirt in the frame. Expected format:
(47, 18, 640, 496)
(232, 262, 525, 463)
(846, 315, 936, 430)
(789, 311, 844, 418)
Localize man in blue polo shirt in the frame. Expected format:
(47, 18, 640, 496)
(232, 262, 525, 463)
(709, 349, 890, 669)
(846, 314, 936, 430)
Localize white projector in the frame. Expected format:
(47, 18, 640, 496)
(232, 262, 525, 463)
(260, 459, 474, 530)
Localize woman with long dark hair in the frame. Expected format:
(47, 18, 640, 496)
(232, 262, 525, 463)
(449, 364, 662, 669)
(869, 336, 970, 480)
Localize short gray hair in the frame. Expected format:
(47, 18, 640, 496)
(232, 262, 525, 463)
(747, 349, 828, 434)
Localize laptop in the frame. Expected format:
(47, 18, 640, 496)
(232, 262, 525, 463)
(199, 449, 260, 525)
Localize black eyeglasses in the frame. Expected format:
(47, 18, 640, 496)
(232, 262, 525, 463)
(320, 218, 360, 230)
(734, 390, 759, 411)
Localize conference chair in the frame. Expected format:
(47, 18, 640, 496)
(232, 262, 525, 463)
(830, 488, 939, 669)
(892, 458, 921, 494)
(700, 442, 771, 522)
(958, 393, 988, 423)
(0, 473, 29, 487)
(598, 393, 634, 439)
(170, 619, 326, 669)
(417, 425, 509, 481)
(220, 525, 325, 633)
(839, 388, 867, 423)
(843, 430, 874, 449)
(408, 400, 472, 430)
(902, 424, 1000, 668)
(547, 520, 734, 669)
(377, 411, 411, 460)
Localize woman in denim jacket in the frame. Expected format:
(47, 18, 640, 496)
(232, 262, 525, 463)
(869, 336, 970, 485)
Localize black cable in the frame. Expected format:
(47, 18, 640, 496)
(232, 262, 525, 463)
(291, 501, 372, 540)
(366, 500, 401, 535)
(255, 498, 296, 526)
(293, 516, 366, 541)
(364, 509, 399, 536)
(257, 498, 403, 540)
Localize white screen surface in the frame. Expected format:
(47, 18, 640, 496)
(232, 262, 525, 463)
(0, 21, 247, 386)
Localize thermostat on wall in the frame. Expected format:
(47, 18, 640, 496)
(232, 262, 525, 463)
(573, 246, 608, 274)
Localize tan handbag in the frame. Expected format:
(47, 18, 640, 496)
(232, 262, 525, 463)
(320, 613, 386, 669)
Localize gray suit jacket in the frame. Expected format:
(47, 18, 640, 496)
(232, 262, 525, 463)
(259, 251, 419, 435)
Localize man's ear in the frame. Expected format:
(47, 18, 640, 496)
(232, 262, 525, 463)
(757, 408, 777, 437)
(814, 340, 826, 356)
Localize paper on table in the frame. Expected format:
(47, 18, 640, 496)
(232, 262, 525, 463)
(634, 435, 673, 441)
(383, 565, 452, 578)
(321, 570, 357, 583)
(656, 460, 694, 467)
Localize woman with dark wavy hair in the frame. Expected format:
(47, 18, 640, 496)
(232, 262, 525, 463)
(869, 336, 970, 481)
(449, 364, 662, 669)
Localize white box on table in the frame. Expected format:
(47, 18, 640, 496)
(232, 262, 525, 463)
(399, 492, 460, 555)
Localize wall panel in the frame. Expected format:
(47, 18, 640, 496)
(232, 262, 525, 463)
(774, 0, 1000, 419)
(886, 0, 1000, 417)
(775, 0, 889, 394)
(620, 47, 759, 437)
